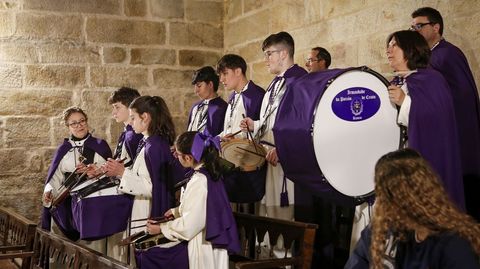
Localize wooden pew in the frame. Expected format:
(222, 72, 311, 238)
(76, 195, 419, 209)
(231, 212, 318, 269)
(31, 228, 129, 269)
(0, 207, 37, 269)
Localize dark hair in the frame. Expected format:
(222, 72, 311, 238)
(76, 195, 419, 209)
(412, 7, 444, 35)
(312, 47, 331, 68)
(108, 87, 140, 107)
(262, 31, 295, 58)
(129, 96, 176, 145)
(191, 66, 220, 92)
(386, 30, 431, 70)
(216, 54, 247, 75)
(62, 106, 88, 126)
(175, 131, 223, 180)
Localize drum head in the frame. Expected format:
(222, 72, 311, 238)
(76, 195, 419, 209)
(313, 69, 399, 197)
(221, 139, 266, 172)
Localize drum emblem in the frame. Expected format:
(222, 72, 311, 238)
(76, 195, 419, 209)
(350, 98, 363, 116)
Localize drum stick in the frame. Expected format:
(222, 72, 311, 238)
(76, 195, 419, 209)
(241, 113, 259, 154)
(230, 130, 242, 137)
(235, 147, 265, 158)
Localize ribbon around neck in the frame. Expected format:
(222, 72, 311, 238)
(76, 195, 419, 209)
(191, 131, 221, 162)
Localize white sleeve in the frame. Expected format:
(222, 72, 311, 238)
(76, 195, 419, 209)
(160, 173, 207, 241)
(119, 168, 152, 197)
(44, 167, 64, 196)
(397, 94, 411, 127)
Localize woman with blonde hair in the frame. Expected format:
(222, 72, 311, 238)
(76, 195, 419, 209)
(345, 148, 480, 268)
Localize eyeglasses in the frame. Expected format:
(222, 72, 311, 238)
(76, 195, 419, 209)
(67, 119, 87, 128)
(263, 50, 280, 59)
(409, 22, 434, 31)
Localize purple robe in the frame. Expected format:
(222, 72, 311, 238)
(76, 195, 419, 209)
(274, 68, 358, 206)
(406, 68, 464, 209)
(223, 81, 267, 202)
(122, 124, 144, 163)
(429, 39, 480, 178)
(144, 135, 177, 218)
(188, 96, 228, 136)
(41, 135, 112, 241)
(134, 242, 189, 269)
(199, 168, 240, 254)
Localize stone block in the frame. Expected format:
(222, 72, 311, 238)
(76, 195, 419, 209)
(0, 43, 38, 63)
(125, 0, 147, 17)
(40, 44, 101, 64)
(0, 193, 43, 223)
(26, 65, 86, 88)
(86, 18, 166, 45)
(90, 66, 149, 88)
(225, 9, 269, 47)
(15, 13, 82, 41)
(103, 47, 127, 63)
(51, 116, 70, 145)
(131, 48, 176, 65)
(151, 0, 184, 19)
(357, 33, 391, 68)
(329, 40, 359, 68)
(0, 89, 72, 116)
(270, 2, 305, 33)
(83, 116, 110, 143)
(24, 0, 121, 15)
(153, 68, 194, 90)
(0, 65, 21, 88)
(226, 0, 242, 20)
(80, 90, 112, 119)
(5, 117, 50, 147)
(244, 0, 271, 13)
(41, 147, 57, 173)
(186, 1, 223, 25)
(170, 22, 223, 48)
(251, 61, 273, 89)
(304, 0, 324, 24)
(0, 1, 19, 10)
(235, 40, 263, 64)
(179, 50, 221, 67)
(0, 11, 14, 37)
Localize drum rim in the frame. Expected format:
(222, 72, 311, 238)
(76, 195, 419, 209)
(220, 138, 266, 171)
(310, 66, 390, 199)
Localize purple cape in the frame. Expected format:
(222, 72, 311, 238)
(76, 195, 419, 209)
(429, 39, 480, 177)
(199, 168, 240, 254)
(188, 96, 228, 136)
(144, 135, 176, 218)
(41, 135, 112, 240)
(122, 124, 144, 162)
(223, 80, 267, 203)
(406, 68, 464, 209)
(273, 68, 358, 206)
(135, 242, 188, 269)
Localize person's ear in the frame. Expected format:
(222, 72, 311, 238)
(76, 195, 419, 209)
(140, 113, 151, 125)
(433, 23, 441, 34)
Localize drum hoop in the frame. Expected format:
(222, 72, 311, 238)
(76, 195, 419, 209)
(221, 138, 266, 171)
(310, 66, 389, 198)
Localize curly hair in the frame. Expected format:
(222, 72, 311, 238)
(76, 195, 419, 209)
(370, 148, 480, 269)
(62, 106, 88, 126)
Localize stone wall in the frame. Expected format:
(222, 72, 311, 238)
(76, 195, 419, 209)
(0, 0, 223, 219)
(224, 0, 480, 90)
(1, 0, 479, 221)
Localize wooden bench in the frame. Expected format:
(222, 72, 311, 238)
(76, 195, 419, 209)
(231, 212, 318, 269)
(0, 207, 37, 269)
(31, 228, 130, 269)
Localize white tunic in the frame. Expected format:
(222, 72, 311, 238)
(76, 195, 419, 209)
(160, 171, 228, 269)
(251, 75, 294, 221)
(219, 83, 248, 139)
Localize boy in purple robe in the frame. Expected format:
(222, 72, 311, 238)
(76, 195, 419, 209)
(386, 30, 464, 209)
(241, 32, 307, 221)
(411, 7, 480, 220)
(146, 131, 240, 269)
(187, 66, 228, 136)
(216, 54, 266, 205)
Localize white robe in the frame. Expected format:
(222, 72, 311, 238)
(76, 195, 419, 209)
(160, 171, 228, 269)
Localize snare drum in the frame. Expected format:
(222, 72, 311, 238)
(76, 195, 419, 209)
(274, 67, 400, 203)
(220, 138, 266, 172)
(221, 138, 267, 203)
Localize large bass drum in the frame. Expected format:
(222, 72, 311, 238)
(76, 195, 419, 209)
(273, 66, 399, 204)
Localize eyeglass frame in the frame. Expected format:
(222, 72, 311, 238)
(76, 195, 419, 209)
(263, 50, 281, 59)
(305, 57, 323, 64)
(67, 118, 87, 128)
(409, 22, 434, 31)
